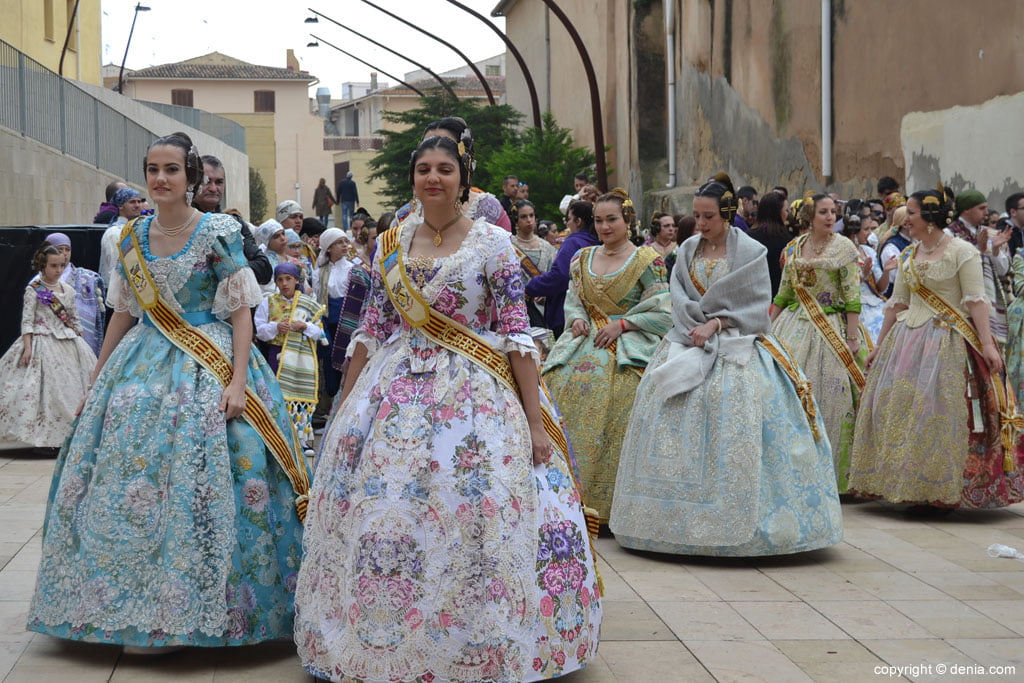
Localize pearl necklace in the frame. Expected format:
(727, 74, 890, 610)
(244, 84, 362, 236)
(154, 209, 198, 237)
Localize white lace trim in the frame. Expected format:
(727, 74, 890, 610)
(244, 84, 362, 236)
(885, 296, 909, 310)
(911, 238, 979, 281)
(212, 268, 262, 319)
(495, 333, 541, 365)
(792, 234, 860, 270)
(398, 214, 504, 305)
(961, 293, 988, 306)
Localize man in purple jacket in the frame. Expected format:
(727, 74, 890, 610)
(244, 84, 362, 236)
(525, 200, 600, 338)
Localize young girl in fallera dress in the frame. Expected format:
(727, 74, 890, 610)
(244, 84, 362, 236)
(0, 244, 96, 449)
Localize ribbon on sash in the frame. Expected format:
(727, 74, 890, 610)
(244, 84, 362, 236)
(117, 219, 312, 520)
(378, 227, 603, 545)
(785, 238, 866, 391)
(514, 245, 543, 279)
(901, 245, 1020, 472)
(29, 280, 76, 331)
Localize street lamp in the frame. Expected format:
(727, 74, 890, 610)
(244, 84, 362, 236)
(116, 2, 150, 94)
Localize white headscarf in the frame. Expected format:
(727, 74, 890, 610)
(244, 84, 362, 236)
(317, 228, 348, 266)
(256, 219, 285, 247)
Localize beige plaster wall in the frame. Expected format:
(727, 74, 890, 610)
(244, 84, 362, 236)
(0, 0, 102, 84)
(125, 78, 334, 210)
(331, 149, 392, 222)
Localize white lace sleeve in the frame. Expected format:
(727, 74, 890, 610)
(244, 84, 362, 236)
(493, 333, 541, 364)
(212, 267, 262, 319)
(106, 270, 138, 315)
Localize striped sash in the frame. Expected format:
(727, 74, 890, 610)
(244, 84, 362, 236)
(118, 220, 311, 520)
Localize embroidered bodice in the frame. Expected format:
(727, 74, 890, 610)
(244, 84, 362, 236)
(890, 237, 986, 328)
(773, 235, 862, 314)
(351, 216, 537, 362)
(21, 282, 81, 339)
(108, 213, 261, 320)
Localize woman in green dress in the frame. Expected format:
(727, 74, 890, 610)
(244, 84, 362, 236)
(770, 193, 867, 492)
(542, 188, 672, 522)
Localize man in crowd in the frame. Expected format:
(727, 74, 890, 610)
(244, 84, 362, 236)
(1005, 193, 1024, 258)
(98, 187, 143, 287)
(93, 180, 127, 224)
(277, 200, 304, 232)
(948, 190, 1011, 343)
(734, 186, 759, 232)
(560, 172, 590, 214)
(193, 155, 272, 285)
(336, 171, 359, 232)
(499, 174, 519, 221)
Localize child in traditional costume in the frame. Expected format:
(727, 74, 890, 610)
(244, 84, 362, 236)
(255, 262, 326, 453)
(0, 243, 96, 449)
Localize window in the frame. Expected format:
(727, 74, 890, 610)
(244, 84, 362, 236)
(485, 64, 501, 76)
(254, 90, 276, 113)
(44, 0, 55, 41)
(171, 89, 194, 107)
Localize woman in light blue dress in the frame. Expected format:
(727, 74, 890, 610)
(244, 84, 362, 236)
(28, 132, 308, 651)
(610, 174, 843, 556)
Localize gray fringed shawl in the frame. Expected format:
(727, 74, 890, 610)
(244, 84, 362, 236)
(647, 225, 771, 399)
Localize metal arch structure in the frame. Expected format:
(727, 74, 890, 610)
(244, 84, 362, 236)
(444, 0, 541, 129)
(308, 34, 426, 97)
(308, 8, 459, 102)
(354, 0, 495, 106)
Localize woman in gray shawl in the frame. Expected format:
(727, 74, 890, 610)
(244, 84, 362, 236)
(609, 174, 843, 556)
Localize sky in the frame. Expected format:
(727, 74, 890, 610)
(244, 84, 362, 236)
(100, 0, 508, 97)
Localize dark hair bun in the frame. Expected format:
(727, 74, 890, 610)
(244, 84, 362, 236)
(917, 190, 953, 227)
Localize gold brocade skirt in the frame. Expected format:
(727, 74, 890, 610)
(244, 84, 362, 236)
(544, 347, 641, 522)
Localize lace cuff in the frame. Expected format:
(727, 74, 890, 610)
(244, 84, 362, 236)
(212, 268, 262, 319)
(106, 272, 135, 314)
(348, 330, 379, 359)
(495, 332, 541, 365)
(961, 293, 988, 306)
(885, 295, 909, 310)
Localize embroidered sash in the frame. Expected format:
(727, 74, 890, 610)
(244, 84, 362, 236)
(785, 238, 866, 391)
(276, 292, 325, 405)
(756, 336, 821, 441)
(118, 220, 311, 520)
(901, 245, 1020, 471)
(29, 280, 76, 331)
(379, 228, 603, 543)
(575, 247, 660, 356)
(514, 245, 542, 279)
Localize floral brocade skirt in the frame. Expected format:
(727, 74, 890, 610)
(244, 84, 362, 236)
(295, 338, 601, 683)
(0, 333, 94, 448)
(848, 321, 1024, 507)
(542, 347, 642, 523)
(27, 321, 306, 646)
(771, 307, 865, 492)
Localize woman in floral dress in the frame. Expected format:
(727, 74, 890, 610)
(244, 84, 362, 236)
(295, 133, 601, 682)
(28, 132, 308, 652)
(0, 243, 95, 449)
(771, 194, 866, 492)
(849, 190, 1024, 508)
(542, 189, 673, 522)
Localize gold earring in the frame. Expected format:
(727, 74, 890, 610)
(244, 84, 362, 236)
(927, 224, 934, 235)
(454, 197, 463, 213)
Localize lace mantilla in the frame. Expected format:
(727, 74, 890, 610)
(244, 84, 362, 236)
(399, 215, 501, 304)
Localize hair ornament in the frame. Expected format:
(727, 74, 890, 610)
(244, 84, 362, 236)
(622, 198, 634, 209)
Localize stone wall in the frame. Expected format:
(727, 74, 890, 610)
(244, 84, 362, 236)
(901, 93, 1024, 213)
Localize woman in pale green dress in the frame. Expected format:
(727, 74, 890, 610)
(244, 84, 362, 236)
(611, 175, 842, 555)
(542, 189, 672, 522)
(770, 194, 866, 492)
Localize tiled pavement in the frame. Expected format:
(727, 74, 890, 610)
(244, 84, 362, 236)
(2, 451, 1024, 682)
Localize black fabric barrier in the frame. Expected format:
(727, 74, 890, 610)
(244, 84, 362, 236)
(0, 225, 107, 355)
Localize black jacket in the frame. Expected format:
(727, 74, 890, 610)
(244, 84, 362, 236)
(236, 216, 272, 285)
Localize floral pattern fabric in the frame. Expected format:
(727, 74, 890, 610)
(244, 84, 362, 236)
(0, 283, 95, 448)
(771, 235, 866, 492)
(27, 213, 307, 647)
(542, 247, 672, 521)
(295, 217, 601, 683)
(611, 257, 843, 555)
(849, 239, 1024, 507)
